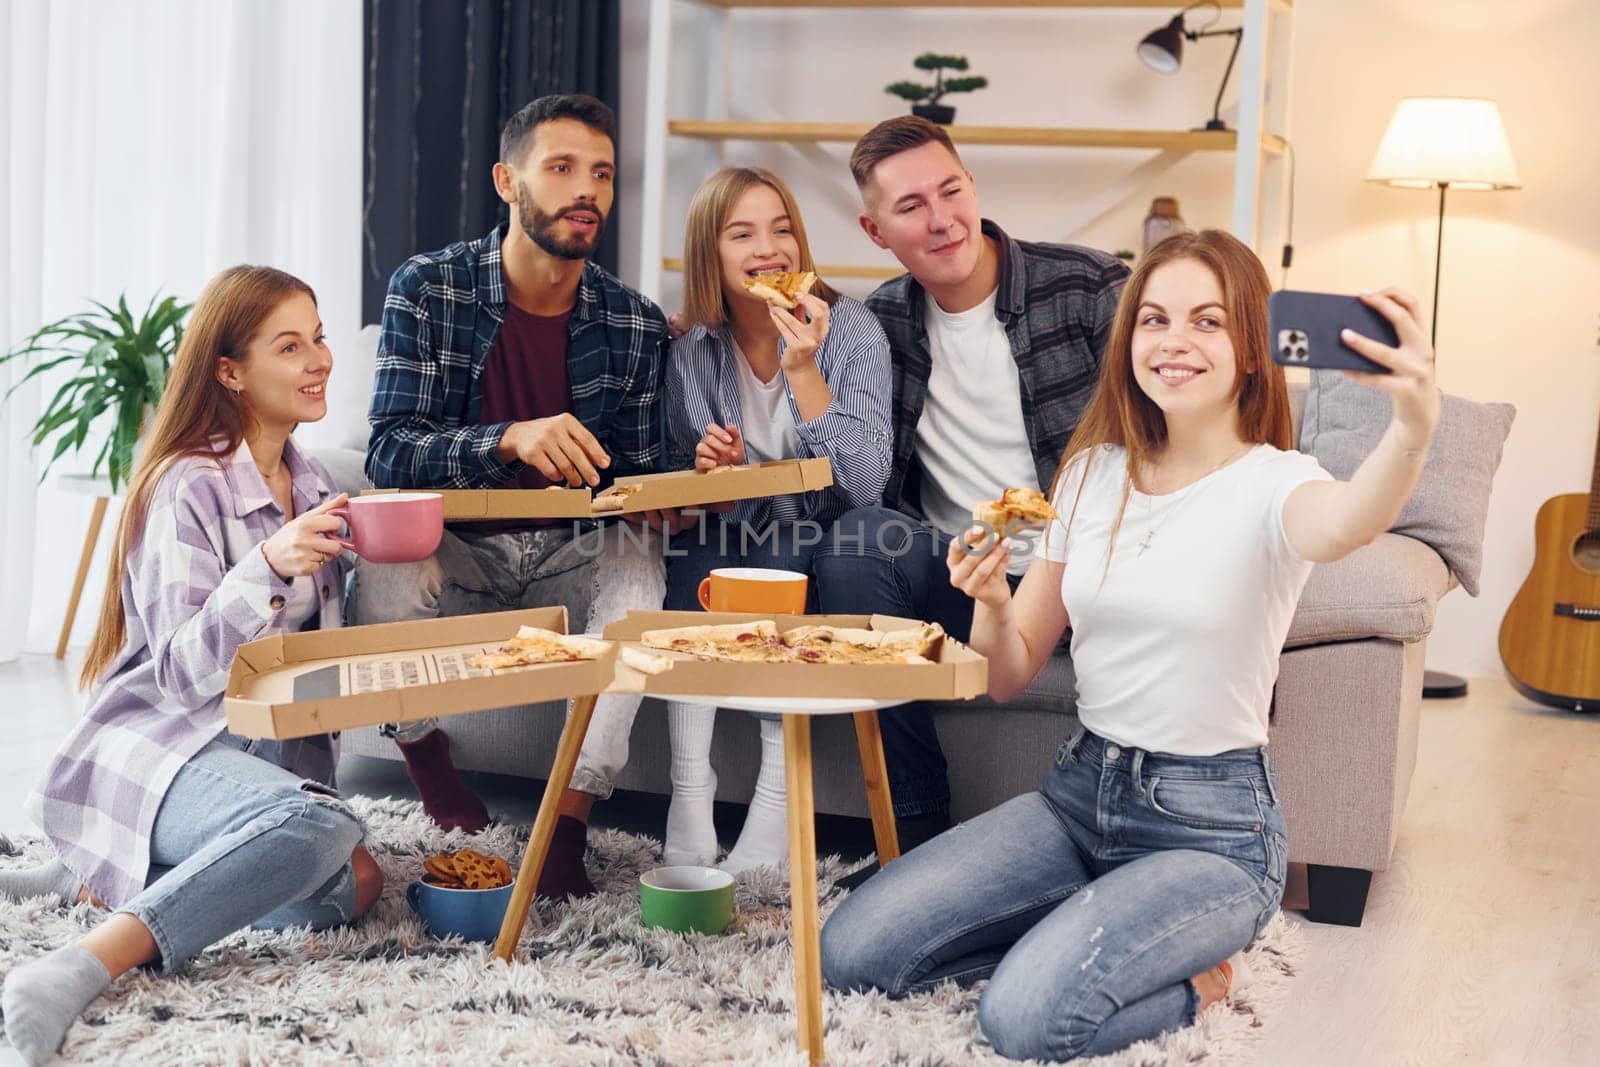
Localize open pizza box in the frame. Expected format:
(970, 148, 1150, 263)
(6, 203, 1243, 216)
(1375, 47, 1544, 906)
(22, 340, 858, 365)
(225, 606, 613, 740)
(603, 611, 989, 701)
(369, 458, 833, 522)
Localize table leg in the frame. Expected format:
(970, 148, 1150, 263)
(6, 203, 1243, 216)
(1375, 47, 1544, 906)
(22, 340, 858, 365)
(56, 496, 109, 660)
(492, 692, 598, 963)
(851, 709, 900, 868)
(783, 713, 825, 1064)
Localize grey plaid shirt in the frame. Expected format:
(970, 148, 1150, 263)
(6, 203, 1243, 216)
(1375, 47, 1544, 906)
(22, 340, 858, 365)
(864, 219, 1129, 517)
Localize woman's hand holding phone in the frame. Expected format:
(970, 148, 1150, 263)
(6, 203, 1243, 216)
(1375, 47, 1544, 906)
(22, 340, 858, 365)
(1340, 287, 1440, 447)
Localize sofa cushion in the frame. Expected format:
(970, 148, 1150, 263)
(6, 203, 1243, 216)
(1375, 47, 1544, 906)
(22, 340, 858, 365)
(981, 649, 1079, 716)
(1298, 370, 1514, 596)
(1285, 532, 1450, 647)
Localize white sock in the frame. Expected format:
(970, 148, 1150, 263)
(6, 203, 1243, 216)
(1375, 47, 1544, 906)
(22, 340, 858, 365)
(0, 857, 82, 906)
(664, 702, 719, 867)
(1, 943, 111, 1065)
(722, 718, 789, 875)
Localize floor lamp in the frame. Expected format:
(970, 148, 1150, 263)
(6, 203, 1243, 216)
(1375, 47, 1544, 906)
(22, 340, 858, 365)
(1366, 97, 1521, 699)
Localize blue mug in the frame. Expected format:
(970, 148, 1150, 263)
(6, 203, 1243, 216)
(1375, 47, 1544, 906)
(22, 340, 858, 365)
(405, 879, 515, 942)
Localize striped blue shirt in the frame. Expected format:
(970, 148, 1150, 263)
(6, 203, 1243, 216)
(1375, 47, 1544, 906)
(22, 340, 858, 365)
(665, 295, 893, 527)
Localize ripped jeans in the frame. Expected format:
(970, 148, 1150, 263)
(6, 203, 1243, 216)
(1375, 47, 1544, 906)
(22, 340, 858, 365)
(820, 727, 1288, 1062)
(348, 522, 667, 799)
(117, 738, 367, 973)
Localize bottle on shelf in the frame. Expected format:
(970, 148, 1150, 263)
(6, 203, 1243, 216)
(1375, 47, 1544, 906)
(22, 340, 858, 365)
(1143, 197, 1185, 254)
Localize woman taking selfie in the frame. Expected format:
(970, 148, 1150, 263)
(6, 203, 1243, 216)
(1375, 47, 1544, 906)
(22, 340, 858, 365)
(821, 229, 1438, 1061)
(661, 166, 892, 873)
(0, 266, 380, 1065)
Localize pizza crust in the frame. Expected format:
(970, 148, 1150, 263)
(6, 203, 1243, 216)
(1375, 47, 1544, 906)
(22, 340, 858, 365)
(742, 269, 818, 310)
(972, 488, 1058, 531)
(621, 645, 678, 675)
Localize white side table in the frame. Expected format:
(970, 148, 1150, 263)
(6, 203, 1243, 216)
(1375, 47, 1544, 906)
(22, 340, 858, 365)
(491, 686, 908, 1067)
(56, 474, 118, 660)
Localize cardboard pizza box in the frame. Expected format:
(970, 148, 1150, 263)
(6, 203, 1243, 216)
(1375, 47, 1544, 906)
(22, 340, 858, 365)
(369, 457, 833, 522)
(602, 610, 989, 702)
(225, 606, 613, 740)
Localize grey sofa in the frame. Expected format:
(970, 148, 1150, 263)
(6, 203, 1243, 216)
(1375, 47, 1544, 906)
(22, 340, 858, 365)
(321, 384, 1452, 927)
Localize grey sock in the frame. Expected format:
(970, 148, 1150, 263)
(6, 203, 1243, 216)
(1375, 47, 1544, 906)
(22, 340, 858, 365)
(0, 858, 81, 906)
(1, 944, 111, 1065)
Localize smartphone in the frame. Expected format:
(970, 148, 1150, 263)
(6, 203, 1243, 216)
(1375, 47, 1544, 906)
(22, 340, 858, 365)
(1268, 290, 1396, 374)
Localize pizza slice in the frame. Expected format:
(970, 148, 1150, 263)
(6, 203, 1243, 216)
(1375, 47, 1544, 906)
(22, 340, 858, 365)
(621, 645, 679, 675)
(469, 626, 612, 670)
(781, 623, 941, 665)
(742, 269, 817, 310)
(973, 487, 1059, 533)
(877, 622, 947, 659)
(590, 484, 640, 514)
(640, 620, 784, 662)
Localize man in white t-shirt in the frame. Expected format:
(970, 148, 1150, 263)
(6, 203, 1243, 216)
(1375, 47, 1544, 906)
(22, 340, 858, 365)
(811, 118, 1128, 880)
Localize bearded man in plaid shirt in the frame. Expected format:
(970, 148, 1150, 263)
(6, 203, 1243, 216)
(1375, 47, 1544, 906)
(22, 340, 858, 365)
(351, 94, 689, 901)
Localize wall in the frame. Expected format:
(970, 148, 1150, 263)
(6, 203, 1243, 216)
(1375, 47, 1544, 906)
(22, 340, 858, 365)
(18, 0, 365, 655)
(617, 0, 1600, 679)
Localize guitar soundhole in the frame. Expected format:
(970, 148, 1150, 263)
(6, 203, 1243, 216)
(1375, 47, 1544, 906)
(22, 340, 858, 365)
(1573, 533, 1600, 573)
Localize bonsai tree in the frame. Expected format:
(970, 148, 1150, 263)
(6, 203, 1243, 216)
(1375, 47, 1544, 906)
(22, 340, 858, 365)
(0, 293, 191, 491)
(886, 53, 989, 124)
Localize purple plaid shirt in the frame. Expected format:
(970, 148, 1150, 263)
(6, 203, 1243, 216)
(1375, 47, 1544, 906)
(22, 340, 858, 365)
(26, 437, 348, 907)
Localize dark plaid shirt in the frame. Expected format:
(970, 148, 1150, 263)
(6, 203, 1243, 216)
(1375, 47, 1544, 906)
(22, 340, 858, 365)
(865, 219, 1129, 517)
(366, 224, 669, 490)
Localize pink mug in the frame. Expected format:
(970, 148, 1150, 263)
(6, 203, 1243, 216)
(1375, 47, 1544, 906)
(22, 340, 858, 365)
(331, 493, 444, 563)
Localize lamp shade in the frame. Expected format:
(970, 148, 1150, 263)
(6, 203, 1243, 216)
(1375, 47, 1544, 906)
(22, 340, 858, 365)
(1137, 15, 1185, 74)
(1366, 97, 1521, 191)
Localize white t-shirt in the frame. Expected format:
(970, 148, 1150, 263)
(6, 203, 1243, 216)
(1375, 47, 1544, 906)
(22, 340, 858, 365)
(916, 289, 1040, 574)
(1039, 443, 1332, 755)
(732, 343, 801, 464)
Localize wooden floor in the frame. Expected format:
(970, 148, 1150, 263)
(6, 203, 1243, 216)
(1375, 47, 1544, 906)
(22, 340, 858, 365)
(1, 658, 1595, 1066)
(1257, 679, 1599, 1066)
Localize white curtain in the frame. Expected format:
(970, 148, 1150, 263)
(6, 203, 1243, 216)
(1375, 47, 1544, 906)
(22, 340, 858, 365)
(0, 0, 363, 660)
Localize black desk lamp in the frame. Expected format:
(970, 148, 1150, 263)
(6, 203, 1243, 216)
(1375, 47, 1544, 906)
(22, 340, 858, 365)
(1137, 2, 1243, 132)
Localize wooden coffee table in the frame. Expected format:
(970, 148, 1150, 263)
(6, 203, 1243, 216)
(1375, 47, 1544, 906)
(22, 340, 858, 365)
(492, 692, 906, 1066)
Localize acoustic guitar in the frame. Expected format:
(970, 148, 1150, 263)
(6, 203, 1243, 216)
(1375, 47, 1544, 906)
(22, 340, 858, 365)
(1498, 418, 1600, 711)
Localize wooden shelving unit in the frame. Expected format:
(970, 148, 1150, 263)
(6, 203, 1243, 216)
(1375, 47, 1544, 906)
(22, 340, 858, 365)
(694, 1, 1290, 10)
(667, 119, 1286, 154)
(638, 0, 1293, 296)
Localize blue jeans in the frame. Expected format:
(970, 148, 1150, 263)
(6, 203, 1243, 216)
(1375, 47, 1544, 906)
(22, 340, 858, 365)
(118, 739, 367, 973)
(820, 728, 1289, 1062)
(811, 506, 1020, 817)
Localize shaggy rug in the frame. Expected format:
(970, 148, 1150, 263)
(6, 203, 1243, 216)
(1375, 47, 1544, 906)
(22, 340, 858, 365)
(0, 797, 1303, 1065)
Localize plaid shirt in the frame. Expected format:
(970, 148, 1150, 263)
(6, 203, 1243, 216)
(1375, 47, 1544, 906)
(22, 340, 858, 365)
(865, 219, 1129, 517)
(366, 224, 670, 490)
(27, 439, 346, 907)
(664, 295, 893, 528)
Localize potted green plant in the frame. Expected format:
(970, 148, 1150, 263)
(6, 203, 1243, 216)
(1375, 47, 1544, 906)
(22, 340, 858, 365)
(886, 53, 989, 125)
(0, 293, 190, 491)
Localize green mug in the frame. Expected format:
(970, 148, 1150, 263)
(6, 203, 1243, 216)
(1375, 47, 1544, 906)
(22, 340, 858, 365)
(639, 866, 735, 935)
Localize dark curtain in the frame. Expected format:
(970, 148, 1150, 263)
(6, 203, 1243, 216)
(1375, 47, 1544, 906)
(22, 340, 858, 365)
(362, 0, 622, 325)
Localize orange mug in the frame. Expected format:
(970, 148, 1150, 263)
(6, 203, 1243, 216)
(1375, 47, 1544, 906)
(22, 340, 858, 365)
(697, 568, 808, 614)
